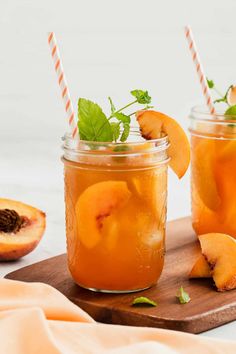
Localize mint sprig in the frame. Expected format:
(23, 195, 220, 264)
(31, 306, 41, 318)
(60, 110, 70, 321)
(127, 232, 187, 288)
(207, 78, 232, 107)
(78, 90, 152, 142)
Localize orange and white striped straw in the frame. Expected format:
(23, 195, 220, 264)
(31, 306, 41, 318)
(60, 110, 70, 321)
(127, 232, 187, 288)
(185, 26, 216, 114)
(48, 32, 78, 138)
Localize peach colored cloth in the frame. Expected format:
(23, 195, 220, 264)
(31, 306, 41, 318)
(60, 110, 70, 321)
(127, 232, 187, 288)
(0, 279, 235, 354)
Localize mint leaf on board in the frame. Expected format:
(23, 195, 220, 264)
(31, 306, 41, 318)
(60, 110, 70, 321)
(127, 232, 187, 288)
(207, 78, 214, 89)
(131, 90, 152, 104)
(112, 112, 131, 124)
(110, 122, 120, 142)
(176, 286, 191, 304)
(108, 97, 116, 114)
(78, 98, 113, 142)
(132, 296, 157, 307)
(225, 105, 236, 118)
(120, 122, 130, 142)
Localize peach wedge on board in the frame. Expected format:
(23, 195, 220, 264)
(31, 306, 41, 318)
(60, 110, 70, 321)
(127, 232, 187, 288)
(0, 198, 46, 261)
(190, 233, 236, 291)
(189, 254, 211, 278)
(199, 233, 236, 291)
(136, 110, 190, 178)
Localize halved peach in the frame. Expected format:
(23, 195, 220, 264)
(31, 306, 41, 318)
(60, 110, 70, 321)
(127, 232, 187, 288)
(191, 139, 221, 211)
(189, 254, 211, 278)
(75, 181, 131, 248)
(0, 198, 46, 261)
(136, 110, 190, 178)
(199, 233, 236, 291)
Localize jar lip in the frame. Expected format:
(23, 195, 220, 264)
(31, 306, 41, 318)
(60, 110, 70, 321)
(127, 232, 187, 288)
(62, 126, 169, 156)
(62, 127, 168, 146)
(189, 105, 236, 124)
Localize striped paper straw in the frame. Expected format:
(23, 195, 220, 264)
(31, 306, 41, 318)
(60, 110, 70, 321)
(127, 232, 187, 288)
(185, 26, 216, 114)
(48, 32, 78, 138)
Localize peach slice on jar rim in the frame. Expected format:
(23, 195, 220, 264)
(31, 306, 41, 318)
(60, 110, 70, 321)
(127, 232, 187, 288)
(75, 181, 131, 249)
(226, 85, 236, 106)
(199, 233, 236, 291)
(0, 198, 46, 261)
(136, 110, 190, 178)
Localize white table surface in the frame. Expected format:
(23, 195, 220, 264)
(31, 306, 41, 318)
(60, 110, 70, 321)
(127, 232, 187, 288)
(0, 0, 236, 342)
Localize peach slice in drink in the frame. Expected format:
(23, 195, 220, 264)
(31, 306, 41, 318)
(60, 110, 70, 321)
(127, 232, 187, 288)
(219, 140, 236, 162)
(136, 110, 190, 178)
(75, 181, 131, 248)
(191, 139, 221, 211)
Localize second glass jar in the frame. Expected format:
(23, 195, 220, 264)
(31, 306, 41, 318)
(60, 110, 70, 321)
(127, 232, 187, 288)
(189, 106, 236, 238)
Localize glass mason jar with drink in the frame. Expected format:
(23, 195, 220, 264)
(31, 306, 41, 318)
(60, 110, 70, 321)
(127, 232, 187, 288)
(48, 33, 189, 293)
(63, 132, 168, 292)
(190, 100, 236, 238)
(62, 92, 190, 293)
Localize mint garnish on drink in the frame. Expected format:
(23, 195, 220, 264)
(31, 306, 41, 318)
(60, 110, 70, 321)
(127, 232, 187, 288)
(77, 90, 152, 142)
(207, 78, 236, 118)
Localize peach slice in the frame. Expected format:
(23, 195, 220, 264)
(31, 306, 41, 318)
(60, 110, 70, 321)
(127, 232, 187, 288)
(75, 181, 131, 248)
(0, 198, 46, 261)
(219, 140, 236, 162)
(189, 254, 211, 278)
(136, 110, 190, 178)
(192, 139, 221, 211)
(199, 233, 236, 291)
(226, 85, 236, 106)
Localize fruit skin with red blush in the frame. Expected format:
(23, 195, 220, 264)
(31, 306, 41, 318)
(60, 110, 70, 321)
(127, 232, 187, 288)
(0, 198, 46, 261)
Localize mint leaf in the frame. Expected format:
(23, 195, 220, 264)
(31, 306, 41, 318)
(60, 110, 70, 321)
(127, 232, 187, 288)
(113, 112, 131, 124)
(225, 105, 236, 117)
(120, 123, 130, 142)
(78, 98, 113, 142)
(110, 122, 120, 142)
(176, 286, 190, 304)
(132, 296, 157, 307)
(207, 78, 214, 89)
(108, 97, 116, 114)
(131, 90, 151, 104)
(113, 145, 131, 152)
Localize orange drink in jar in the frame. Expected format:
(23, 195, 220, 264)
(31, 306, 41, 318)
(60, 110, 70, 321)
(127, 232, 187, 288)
(190, 106, 236, 237)
(62, 131, 169, 292)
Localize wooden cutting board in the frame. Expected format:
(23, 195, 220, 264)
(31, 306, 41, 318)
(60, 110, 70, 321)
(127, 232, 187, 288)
(5, 217, 236, 334)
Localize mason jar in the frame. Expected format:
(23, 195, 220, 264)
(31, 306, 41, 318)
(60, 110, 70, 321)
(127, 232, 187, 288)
(62, 129, 169, 293)
(189, 106, 236, 237)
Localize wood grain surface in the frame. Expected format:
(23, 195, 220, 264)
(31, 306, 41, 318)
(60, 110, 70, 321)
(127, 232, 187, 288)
(5, 217, 236, 333)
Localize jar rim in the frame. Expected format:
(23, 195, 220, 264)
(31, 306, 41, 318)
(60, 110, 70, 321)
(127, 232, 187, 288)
(62, 127, 169, 157)
(189, 105, 236, 124)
